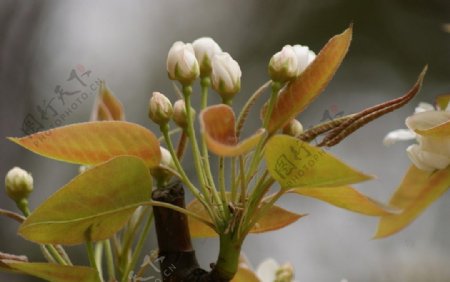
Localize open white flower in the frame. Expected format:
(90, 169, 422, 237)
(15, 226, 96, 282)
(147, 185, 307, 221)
(383, 102, 450, 171)
(256, 258, 298, 282)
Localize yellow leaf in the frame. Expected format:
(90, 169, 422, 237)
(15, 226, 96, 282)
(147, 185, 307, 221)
(19, 156, 151, 245)
(9, 121, 161, 168)
(289, 186, 399, 216)
(264, 135, 372, 188)
(232, 265, 260, 282)
(186, 198, 303, 238)
(375, 165, 450, 238)
(4, 262, 100, 282)
(267, 25, 352, 133)
(200, 104, 265, 156)
(436, 93, 450, 111)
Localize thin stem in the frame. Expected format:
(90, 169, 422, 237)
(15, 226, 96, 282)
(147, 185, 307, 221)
(245, 81, 281, 184)
(44, 245, 68, 265)
(230, 157, 237, 202)
(218, 157, 230, 220)
(87, 241, 102, 281)
(182, 86, 209, 198)
(176, 130, 188, 160)
(94, 242, 104, 280)
(121, 211, 154, 282)
(244, 188, 284, 235)
(0, 208, 25, 223)
(104, 240, 116, 282)
(145, 200, 216, 231)
(160, 123, 202, 201)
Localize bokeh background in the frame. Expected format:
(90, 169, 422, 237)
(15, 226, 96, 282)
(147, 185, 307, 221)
(1, 0, 450, 281)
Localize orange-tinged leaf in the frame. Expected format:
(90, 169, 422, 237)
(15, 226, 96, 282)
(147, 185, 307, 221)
(91, 82, 125, 121)
(186, 198, 303, 237)
(200, 105, 265, 156)
(9, 121, 161, 167)
(289, 186, 399, 216)
(3, 261, 100, 282)
(264, 135, 372, 188)
(19, 156, 152, 245)
(375, 165, 450, 238)
(266, 25, 352, 133)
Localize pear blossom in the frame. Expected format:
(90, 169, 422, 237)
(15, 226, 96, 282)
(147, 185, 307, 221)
(148, 92, 173, 126)
(172, 99, 195, 128)
(192, 37, 222, 76)
(292, 44, 316, 75)
(5, 167, 33, 202)
(268, 45, 298, 82)
(256, 258, 298, 282)
(166, 41, 199, 85)
(383, 102, 450, 171)
(211, 52, 242, 103)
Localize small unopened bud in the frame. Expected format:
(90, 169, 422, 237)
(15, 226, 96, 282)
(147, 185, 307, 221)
(211, 52, 242, 103)
(282, 119, 303, 137)
(192, 37, 222, 76)
(268, 45, 298, 83)
(275, 263, 295, 282)
(166, 41, 200, 85)
(150, 147, 176, 186)
(292, 44, 316, 76)
(148, 92, 173, 126)
(5, 167, 33, 203)
(172, 99, 196, 128)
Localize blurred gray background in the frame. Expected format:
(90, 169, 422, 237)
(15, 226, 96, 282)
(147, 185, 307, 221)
(1, 0, 450, 281)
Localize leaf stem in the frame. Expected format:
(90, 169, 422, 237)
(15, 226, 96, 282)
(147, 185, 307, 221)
(104, 240, 116, 282)
(121, 211, 154, 282)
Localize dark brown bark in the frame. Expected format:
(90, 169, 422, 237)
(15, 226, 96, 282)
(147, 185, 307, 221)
(152, 180, 230, 282)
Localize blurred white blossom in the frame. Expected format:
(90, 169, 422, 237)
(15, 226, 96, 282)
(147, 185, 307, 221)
(292, 44, 316, 75)
(384, 102, 450, 171)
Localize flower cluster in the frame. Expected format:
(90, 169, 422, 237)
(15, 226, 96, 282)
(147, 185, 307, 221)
(166, 37, 242, 103)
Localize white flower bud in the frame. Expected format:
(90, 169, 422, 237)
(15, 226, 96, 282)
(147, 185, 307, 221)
(275, 263, 295, 282)
(148, 92, 173, 126)
(268, 45, 298, 82)
(166, 41, 200, 85)
(211, 52, 242, 103)
(192, 37, 222, 76)
(160, 147, 174, 168)
(292, 44, 316, 75)
(5, 167, 33, 202)
(172, 99, 196, 128)
(282, 119, 304, 137)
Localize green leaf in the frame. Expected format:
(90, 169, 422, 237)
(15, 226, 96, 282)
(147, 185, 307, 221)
(264, 135, 372, 188)
(266, 25, 352, 133)
(8, 121, 161, 168)
(375, 165, 450, 238)
(3, 262, 100, 282)
(19, 156, 152, 245)
(289, 186, 399, 216)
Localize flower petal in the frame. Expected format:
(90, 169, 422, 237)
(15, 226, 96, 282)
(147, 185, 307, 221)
(406, 144, 450, 171)
(414, 102, 435, 113)
(256, 259, 279, 282)
(383, 129, 415, 146)
(406, 111, 450, 132)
